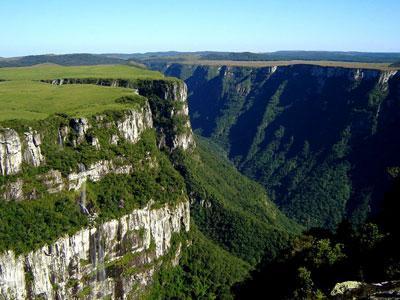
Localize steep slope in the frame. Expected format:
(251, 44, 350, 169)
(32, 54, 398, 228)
(153, 63, 400, 228)
(0, 64, 296, 299)
(142, 136, 300, 299)
(173, 136, 299, 264)
(0, 66, 195, 299)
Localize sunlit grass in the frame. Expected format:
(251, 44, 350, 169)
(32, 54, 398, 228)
(0, 64, 164, 81)
(0, 80, 144, 121)
(0, 64, 166, 121)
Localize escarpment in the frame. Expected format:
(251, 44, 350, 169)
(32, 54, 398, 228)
(43, 77, 195, 152)
(0, 201, 190, 300)
(152, 62, 400, 228)
(0, 77, 194, 299)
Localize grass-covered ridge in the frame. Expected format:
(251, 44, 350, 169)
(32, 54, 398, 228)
(0, 64, 166, 121)
(0, 81, 146, 121)
(0, 64, 164, 81)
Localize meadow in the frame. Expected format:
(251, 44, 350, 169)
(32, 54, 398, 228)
(0, 64, 164, 81)
(0, 64, 164, 121)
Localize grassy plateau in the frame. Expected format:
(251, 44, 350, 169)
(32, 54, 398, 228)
(0, 64, 165, 121)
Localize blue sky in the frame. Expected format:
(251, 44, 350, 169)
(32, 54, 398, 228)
(1, 0, 399, 57)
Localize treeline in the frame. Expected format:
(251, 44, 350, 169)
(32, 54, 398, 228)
(234, 176, 400, 299)
(201, 51, 400, 63)
(0, 53, 125, 67)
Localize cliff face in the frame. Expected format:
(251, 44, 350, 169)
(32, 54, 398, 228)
(0, 201, 189, 300)
(0, 128, 44, 176)
(0, 79, 193, 299)
(43, 78, 195, 152)
(152, 63, 400, 228)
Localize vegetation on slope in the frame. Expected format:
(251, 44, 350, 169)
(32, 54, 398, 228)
(0, 129, 186, 254)
(145, 226, 250, 300)
(172, 136, 300, 264)
(142, 135, 300, 298)
(160, 63, 400, 229)
(234, 175, 400, 299)
(0, 64, 186, 254)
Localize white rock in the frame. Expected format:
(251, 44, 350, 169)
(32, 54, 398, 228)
(24, 130, 44, 167)
(0, 129, 22, 176)
(2, 178, 24, 201)
(331, 281, 363, 296)
(0, 201, 190, 300)
(117, 105, 153, 144)
(0, 251, 26, 300)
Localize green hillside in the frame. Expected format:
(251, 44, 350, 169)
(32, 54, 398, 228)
(174, 136, 300, 264)
(158, 63, 400, 229)
(0, 64, 165, 121)
(0, 63, 299, 299)
(0, 53, 127, 67)
(0, 64, 163, 81)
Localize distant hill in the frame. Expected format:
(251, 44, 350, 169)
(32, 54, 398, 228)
(0, 53, 126, 67)
(200, 51, 400, 63)
(103, 51, 400, 64)
(3, 52, 400, 68)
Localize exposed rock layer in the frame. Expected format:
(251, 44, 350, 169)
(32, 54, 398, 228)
(0, 200, 190, 300)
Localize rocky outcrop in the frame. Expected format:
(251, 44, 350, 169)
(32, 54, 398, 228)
(70, 118, 90, 144)
(1, 129, 45, 176)
(2, 179, 24, 201)
(117, 103, 153, 143)
(331, 280, 400, 299)
(23, 130, 44, 167)
(0, 200, 190, 300)
(137, 80, 196, 151)
(42, 77, 195, 152)
(68, 160, 133, 191)
(40, 170, 65, 194)
(0, 129, 22, 176)
(168, 83, 196, 151)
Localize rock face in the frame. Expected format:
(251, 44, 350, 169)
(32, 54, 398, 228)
(138, 80, 196, 151)
(0, 200, 190, 300)
(1, 129, 45, 176)
(168, 83, 196, 151)
(40, 170, 65, 194)
(42, 77, 195, 151)
(70, 118, 91, 144)
(0, 77, 195, 299)
(0, 129, 22, 175)
(117, 103, 153, 143)
(330, 280, 400, 299)
(67, 160, 133, 191)
(2, 179, 24, 201)
(23, 130, 44, 167)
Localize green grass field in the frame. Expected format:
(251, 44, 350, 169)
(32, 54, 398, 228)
(0, 64, 164, 121)
(0, 64, 164, 81)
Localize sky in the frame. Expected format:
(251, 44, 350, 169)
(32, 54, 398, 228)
(0, 0, 399, 57)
